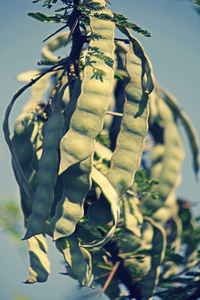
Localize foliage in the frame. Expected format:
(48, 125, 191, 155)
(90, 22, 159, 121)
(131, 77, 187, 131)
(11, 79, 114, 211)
(0, 200, 23, 245)
(2, 0, 200, 299)
(28, 0, 151, 37)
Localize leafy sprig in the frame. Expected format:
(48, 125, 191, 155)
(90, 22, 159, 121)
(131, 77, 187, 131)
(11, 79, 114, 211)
(28, 11, 66, 23)
(93, 12, 151, 37)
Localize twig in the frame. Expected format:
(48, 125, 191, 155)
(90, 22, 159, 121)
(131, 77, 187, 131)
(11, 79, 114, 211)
(115, 37, 130, 44)
(82, 0, 92, 7)
(106, 111, 123, 117)
(182, 287, 200, 300)
(93, 272, 110, 281)
(67, 1, 87, 96)
(46, 67, 68, 108)
(126, 189, 137, 197)
(101, 234, 143, 299)
(100, 260, 121, 295)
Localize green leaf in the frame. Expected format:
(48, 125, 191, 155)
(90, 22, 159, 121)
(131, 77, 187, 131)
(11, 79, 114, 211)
(41, 0, 58, 8)
(93, 12, 151, 37)
(28, 12, 63, 23)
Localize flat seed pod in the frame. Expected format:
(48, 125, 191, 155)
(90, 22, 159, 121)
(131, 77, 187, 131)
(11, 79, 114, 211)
(152, 192, 179, 224)
(11, 112, 37, 211)
(16, 71, 51, 113)
(12, 116, 42, 220)
(85, 166, 120, 247)
(64, 77, 82, 131)
(25, 234, 50, 284)
(178, 206, 198, 271)
(159, 86, 200, 174)
(116, 25, 154, 94)
(120, 220, 154, 284)
(109, 42, 128, 151)
(56, 234, 93, 287)
(142, 96, 184, 213)
(122, 194, 143, 237)
(142, 217, 166, 299)
(41, 31, 70, 62)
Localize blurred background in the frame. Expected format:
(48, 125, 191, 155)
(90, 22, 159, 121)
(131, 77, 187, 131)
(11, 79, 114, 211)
(0, 0, 199, 299)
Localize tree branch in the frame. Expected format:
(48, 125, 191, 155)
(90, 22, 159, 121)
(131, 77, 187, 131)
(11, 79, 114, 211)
(102, 235, 143, 300)
(67, 0, 87, 96)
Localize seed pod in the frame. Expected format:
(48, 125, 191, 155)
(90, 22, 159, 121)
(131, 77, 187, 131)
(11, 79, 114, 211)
(16, 70, 51, 113)
(158, 86, 200, 174)
(178, 205, 198, 272)
(122, 194, 143, 237)
(11, 112, 37, 211)
(51, 0, 115, 241)
(64, 77, 82, 132)
(56, 234, 93, 287)
(25, 234, 50, 284)
(152, 192, 179, 224)
(12, 112, 40, 175)
(23, 103, 65, 240)
(87, 28, 154, 229)
(120, 220, 153, 282)
(106, 28, 154, 198)
(142, 217, 166, 299)
(85, 166, 120, 247)
(41, 31, 70, 62)
(50, 156, 92, 240)
(116, 25, 154, 94)
(142, 96, 184, 213)
(59, 0, 115, 174)
(109, 41, 128, 151)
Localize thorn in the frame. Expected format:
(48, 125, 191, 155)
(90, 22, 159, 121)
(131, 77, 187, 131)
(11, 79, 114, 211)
(43, 24, 68, 43)
(64, 16, 81, 47)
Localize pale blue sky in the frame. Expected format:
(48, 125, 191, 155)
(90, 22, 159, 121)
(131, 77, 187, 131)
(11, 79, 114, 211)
(0, 1, 200, 299)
